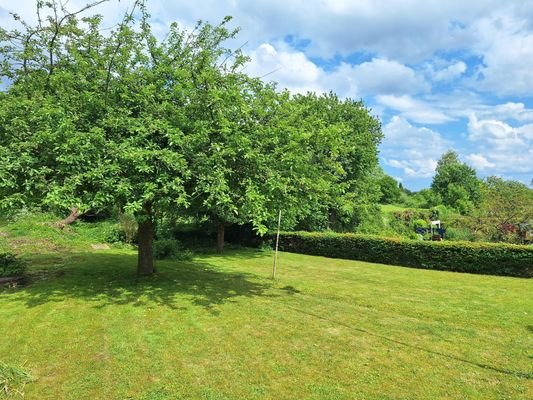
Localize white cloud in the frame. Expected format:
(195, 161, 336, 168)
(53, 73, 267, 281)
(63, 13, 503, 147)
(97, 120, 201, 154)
(381, 116, 450, 178)
(246, 45, 428, 98)
(468, 114, 533, 149)
(470, 15, 533, 96)
(348, 58, 429, 95)
(376, 95, 453, 124)
(430, 61, 467, 81)
(467, 114, 533, 174)
(465, 153, 496, 170)
(246, 43, 324, 94)
(484, 102, 533, 122)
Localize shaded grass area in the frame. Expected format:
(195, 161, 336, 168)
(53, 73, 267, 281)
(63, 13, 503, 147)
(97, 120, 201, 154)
(0, 247, 532, 399)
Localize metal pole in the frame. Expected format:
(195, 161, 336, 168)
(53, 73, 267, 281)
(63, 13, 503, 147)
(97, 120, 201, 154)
(272, 209, 282, 279)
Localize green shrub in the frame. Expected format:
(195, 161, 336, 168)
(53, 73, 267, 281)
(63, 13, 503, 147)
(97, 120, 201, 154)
(73, 221, 123, 243)
(118, 213, 138, 243)
(153, 239, 193, 260)
(0, 252, 25, 277)
(446, 227, 476, 242)
(277, 231, 533, 277)
(413, 219, 427, 229)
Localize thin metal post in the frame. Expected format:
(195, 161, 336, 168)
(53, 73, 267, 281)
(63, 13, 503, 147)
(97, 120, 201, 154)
(272, 209, 282, 279)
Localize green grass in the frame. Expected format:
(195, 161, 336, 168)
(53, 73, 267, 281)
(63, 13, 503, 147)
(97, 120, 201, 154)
(0, 217, 532, 399)
(379, 204, 418, 213)
(0, 362, 33, 398)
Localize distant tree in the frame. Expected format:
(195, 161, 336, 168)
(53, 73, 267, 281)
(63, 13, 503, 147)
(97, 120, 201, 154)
(405, 189, 441, 209)
(378, 175, 402, 204)
(431, 150, 481, 214)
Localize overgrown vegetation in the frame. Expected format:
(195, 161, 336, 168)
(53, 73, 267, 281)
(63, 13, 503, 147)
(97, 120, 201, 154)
(0, 253, 25, 278)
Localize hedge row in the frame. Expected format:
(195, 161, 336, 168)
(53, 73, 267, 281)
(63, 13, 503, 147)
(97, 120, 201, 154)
(277, 232, 533, 278)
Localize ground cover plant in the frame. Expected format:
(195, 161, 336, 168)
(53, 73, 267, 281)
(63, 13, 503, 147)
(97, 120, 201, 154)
(0, 219, 532, 399)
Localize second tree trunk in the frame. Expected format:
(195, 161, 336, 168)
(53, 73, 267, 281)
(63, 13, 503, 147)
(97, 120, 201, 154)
(217, 221, 225, 253)
(137, 204, 155, 275)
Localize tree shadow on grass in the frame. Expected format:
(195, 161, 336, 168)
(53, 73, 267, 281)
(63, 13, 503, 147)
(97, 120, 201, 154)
(2, 252, 272, 313)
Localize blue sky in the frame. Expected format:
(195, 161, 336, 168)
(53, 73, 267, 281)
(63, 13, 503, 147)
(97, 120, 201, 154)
(1, 0, 532, 190)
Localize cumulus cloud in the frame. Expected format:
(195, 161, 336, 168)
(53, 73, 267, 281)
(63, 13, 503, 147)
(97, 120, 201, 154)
(246, 45, 429, 98)
(465, 153, 496, 170)
(245, 43, 324, 94)
(470, 15, 533, 96)
(376, 95, 453, 124)
(347, 58, 429, 95)
(381, 116, 450, 178)
(468, 114, 533, 149)
(467, 114, 533, 174)
(430, 61, 467, 81)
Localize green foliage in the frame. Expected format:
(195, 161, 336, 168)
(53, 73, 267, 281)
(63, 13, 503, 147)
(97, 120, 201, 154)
(413, 219, 427, 229)
(378, 175, 402, 204)
(431, 151, 481, 214)
(0, 362, 33, 398)
(73, 221, 124, 244)
(445, 227, 476, 242)
(118, 213, 138, 244)
(474, 176, 533, 243)
(400, 189, 441, 209)
(0, 1, 383, 265)
(277, 231, 533, 277)
(0, 252, 25, 277)
(352, 205, 385, 234)
(153, 239, 193, 261)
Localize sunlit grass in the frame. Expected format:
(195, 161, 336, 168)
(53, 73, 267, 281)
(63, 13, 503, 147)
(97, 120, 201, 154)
(0, 246, 531, 399)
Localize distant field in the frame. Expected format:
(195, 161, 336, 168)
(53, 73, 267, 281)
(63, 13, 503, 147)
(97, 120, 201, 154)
(1, 220, 531, 399)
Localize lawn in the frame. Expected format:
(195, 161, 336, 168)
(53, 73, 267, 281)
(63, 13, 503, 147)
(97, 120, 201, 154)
(0, 224, 532, 399)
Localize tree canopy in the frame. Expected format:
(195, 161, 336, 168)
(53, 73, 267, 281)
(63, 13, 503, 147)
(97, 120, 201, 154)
(431, 150, 481, 214)
(0, 0, 383, 273)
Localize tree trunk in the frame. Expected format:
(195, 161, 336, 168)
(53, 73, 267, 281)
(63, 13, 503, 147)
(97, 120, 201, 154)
(54, 207, 81, 229)
(137, 203, 155, 275)
(217, 221, 225, 253)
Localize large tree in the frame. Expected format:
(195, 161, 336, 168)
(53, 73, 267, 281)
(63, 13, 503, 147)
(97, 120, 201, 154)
(289, 93, 383, 231)
(0, 0, 384, 267)
(0, 0, 248, 273)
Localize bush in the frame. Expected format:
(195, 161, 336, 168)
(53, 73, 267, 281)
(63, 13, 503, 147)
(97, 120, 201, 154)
(153, 239, 193, 260)
(277, 231, 533, 277)
(446, 227, 476, 242)
(118, 213, 138, 243)
(73, 221, 123, 243)
(413, 219, 427, 230)
(0, 252, 26, 277)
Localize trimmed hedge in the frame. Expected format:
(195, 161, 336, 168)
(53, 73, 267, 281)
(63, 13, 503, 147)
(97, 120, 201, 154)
(277, 232, 533, 278)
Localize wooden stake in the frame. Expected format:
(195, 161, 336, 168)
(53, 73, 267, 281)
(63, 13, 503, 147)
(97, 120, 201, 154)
(272, 209, 282, 279)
